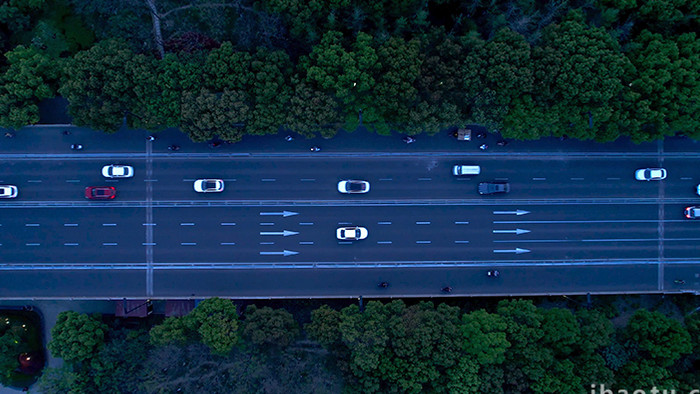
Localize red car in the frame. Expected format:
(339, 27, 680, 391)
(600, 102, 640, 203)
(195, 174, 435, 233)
(85, 186, 116, 200)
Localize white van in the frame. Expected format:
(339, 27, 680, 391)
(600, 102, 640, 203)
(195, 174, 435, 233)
(452, 165, 481, 176)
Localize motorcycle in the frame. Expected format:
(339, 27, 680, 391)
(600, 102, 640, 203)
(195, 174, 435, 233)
(167, 145, 180, 151)
(402, 136, 416, 144)
(310, 146, 321, 152)
(487, 270, 500, 278)
(70, 144, 83, 150)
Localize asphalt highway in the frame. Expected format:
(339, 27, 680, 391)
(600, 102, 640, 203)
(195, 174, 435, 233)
(0, 126, 699, 298)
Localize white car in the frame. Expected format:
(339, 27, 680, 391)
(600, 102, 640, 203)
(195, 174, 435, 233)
(635, 168, 667, 181)
(337, 180, 370, 194)
(696, 184, 700, 196)
(194, 179, 224, 193)
(0, 185, 18, 199)
(102, 165, 134, 178)
(336, 226, 368, 240)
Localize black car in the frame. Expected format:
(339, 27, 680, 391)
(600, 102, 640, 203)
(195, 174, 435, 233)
(478, 182, 510, 195)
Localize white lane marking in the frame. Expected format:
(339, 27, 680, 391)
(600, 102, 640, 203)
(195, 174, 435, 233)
(680, 177, 693, 180)
(143, 223, 156, 226)
(220, 242, 236, 245)
(416, 221, 431, 225)
(26, 243, 40, 246)
(533, 177, 546, 181)
(260, 242, 275, 245)
(259, 222, 275, 226)
(27, 180, 41, 183)
(221, 223, 236, 226)
(25, 224, 39, 227)
(378, 221, 392, 225)
(379, 178, 393, 181)
(299, 241, 314, 245)
(261, 178, 276, 182)
(377, 241, 392, 244)
(64, 243, 79, 246)
(418, 177, 432, 181)
(416, 240, 431, 244)
(144, 179, 158, 182)
(103, 243, 118, 246)
(455, 221, 469, 225)
(66, 179, 81, 183)
(337, 241, 353, 245)
(337, 222, 353, 225)
(299, 222, 314, 225)
(103, 223, 117, 226)
(180, 223, 195, 226)
(64, 223, 79, 227)
(300, 178, 315, 182)
(142, 242, 156, 246)
(607, 177, 621, 180)
(223, 178, 237, 181)
(454, 241, 470, 244)
(570, 177, 584, 181)
(181, 242, 196, 246)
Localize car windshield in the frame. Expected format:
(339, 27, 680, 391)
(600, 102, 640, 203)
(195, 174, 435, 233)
(95, 189, 110, 196)
(348, 182, 364, 191)
(205, 181, 217, 189)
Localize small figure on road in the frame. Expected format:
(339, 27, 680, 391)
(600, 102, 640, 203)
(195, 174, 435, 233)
(146, 135, 156, 141)
(476, 131, 487, 139)
(674, 279, 686, 285)
(402, 136, 416, 144)
(285, 135, 294, 142)
(441, 286, 452, 293)
(167, 145, 180, 151)
(487, 270, 500, 278)
(378, 281, 389, 288)
(209, 140, 222, 148)
(62, 130, 71, 136)
(496, 139, 508, 146)
(559, 134, 568, 141)
(479, 143, 488, 151)
(70, 144, 83, 150)
(310, 146, 321, 152)
(4, 131, 14, 138)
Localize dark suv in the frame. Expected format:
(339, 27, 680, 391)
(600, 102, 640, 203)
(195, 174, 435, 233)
(478, 182, 510, 195)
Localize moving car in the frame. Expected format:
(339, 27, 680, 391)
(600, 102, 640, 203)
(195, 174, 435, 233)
(684, 206, 700, 219)
(102, 165, 134, 178)
(336, 226, 368, 240)
(696, 184, 700, 196)
(194, 179, 224, 193)
(337, 180, 370, 194)
(478, 182, 510, 195)
(452, 165, 481, 176)
(0, 185, 18, 199)
(85, 186, 116, 200)
(635, 168, 667, 181)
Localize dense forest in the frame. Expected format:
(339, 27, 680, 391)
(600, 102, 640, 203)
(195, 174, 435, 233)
(0, 0, 697, 143)
(36, 296, 700, 393)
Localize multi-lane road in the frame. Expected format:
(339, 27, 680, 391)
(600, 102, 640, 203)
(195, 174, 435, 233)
(1, 126, 699, 298)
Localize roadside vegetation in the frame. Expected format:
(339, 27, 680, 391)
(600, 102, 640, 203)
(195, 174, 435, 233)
(0, 0, 697, 143)
(37, 295, 700, 393)
(0, 308, 44, 389)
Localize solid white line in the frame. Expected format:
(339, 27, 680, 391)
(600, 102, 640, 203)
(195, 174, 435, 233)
(142, 242, 156, 246)
(220, 223, 236, 226)
(102, 223, 117, 226)
(416, 241, 431, 244)
(64, 224, 78, 227)
(377, 241, 392, 244)
(299, 241, 314, 245)
(142, 223, 156, 226)
(299, 222, 314, 225)
(220, 242, 236, 245)
(455, 221, 470, 224)
(377, 221, 392, 225)
(261, 178, 276, 182)
(64, 243, 79, 246)
(103, 243, 118, 246)
(26, 243, 40, 246)
(416, 221, 431, 225)
(260, 242, 275, 245)
(25, 224, 39, 227)
(259, 222, 275, 226)
(181, 242, 196, 246)
(454, 241, 470, 244)
(180, 223, 195, 226)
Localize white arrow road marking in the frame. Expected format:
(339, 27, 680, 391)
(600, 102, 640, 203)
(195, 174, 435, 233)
(493, 210, 530, 215)
(493, 248, 531, 254)
(493, 229, 531, 235)
(259, 211, 298, 217)
(259, 230, 299, 236)
(259, 250, 299, 256)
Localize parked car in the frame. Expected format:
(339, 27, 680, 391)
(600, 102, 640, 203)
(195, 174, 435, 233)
(337, 180, 370, 194)
(85, 186, 116, 200)
(478, 182, 510, 195)
(336, 226, 368, 240)
(635, 168, 667, 181)
(194, 179, 224, 193)
(0, 185, 18, 198)
(102, 165, 133, 178)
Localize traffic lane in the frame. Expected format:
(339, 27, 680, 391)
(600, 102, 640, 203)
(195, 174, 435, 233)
(152, 263, 662, 298)
(0, 269, 147, 298)
(0, 207, 146, 264)
(663, 263, 700, 292)
(0, 159, 146, 201)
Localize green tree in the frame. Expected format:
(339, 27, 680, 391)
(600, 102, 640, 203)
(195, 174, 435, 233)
(624, 309, 692, 366)
(83, 329, 151, 393)
(180, 88, 249, 142)
(0, 323, 30, 386)
(48, 311, 108, 363)
(576, 309, 614, 352)
(286, 80, 341, 138)
(242, 305, 300, 349)
(247, 49, 293, 135)
(188, 297, 240, 355)
(460, 309, 510, 365)
(149, 315, 190, 346)
(305, 304, 342, 348)
(59, 39, 138, 132)
(540, 308, 581, 356)
(0, 45, 61, 128)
